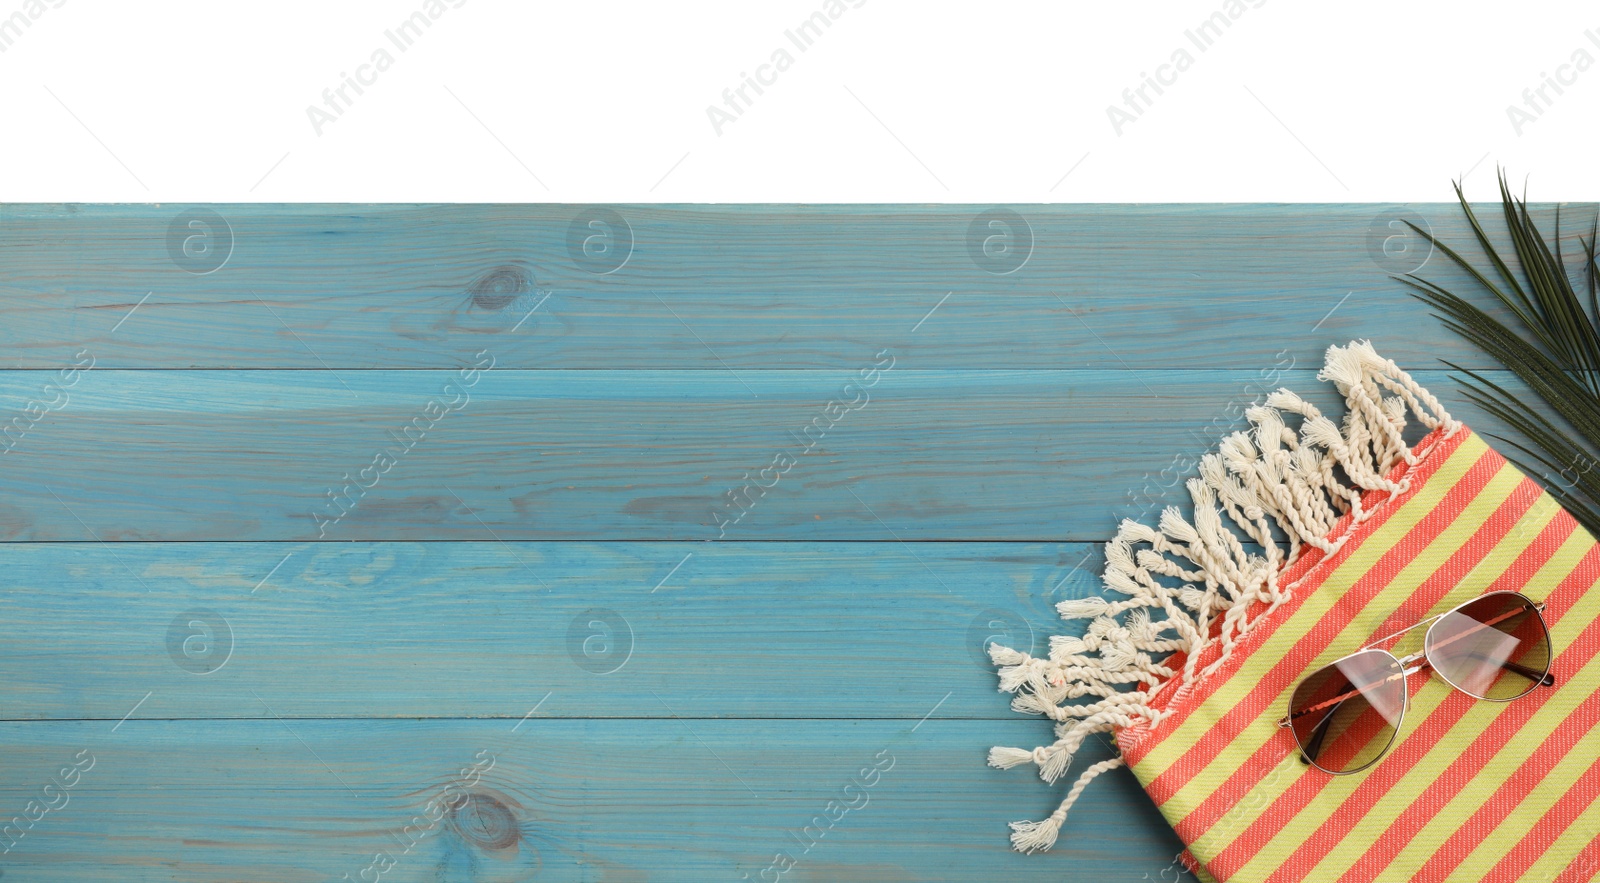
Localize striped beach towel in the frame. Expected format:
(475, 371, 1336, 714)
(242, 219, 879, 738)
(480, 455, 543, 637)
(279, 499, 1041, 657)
(989, 341, 1600, 882)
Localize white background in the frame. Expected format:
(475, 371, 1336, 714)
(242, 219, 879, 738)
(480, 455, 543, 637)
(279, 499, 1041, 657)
(0, 0, 1595, 202)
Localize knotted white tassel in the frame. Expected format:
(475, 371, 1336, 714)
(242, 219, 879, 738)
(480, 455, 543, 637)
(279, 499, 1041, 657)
(1008, 757, 1127, 853)
(988, 341, 1457, 852)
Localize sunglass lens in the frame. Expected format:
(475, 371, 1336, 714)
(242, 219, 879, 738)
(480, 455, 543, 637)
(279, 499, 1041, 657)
(1288, 649, 1406, 774)
(1427, 593, 1551, 700)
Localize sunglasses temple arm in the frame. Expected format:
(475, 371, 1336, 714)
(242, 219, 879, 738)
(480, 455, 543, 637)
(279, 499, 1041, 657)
(1281, 668, 1409, 727)
(1397, 605, 1554, 687)
(1502, 658, 1557, 687)
(1298, 700, 1343, 765)
(1284, 655, 1553, 727)
(1402, 655, 1548, 686)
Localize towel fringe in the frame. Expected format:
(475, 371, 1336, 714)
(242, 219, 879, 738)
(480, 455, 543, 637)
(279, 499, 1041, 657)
(988, 340, 1457, 852)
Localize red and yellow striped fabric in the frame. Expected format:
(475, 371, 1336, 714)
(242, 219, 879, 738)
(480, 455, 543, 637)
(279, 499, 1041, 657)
(1116, 424, 1600, 883)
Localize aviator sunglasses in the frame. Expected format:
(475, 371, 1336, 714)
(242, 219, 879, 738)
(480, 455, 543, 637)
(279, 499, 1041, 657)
(1277, 590, 1556, 775)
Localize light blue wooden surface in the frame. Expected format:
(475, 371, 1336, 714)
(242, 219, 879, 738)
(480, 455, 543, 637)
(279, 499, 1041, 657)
(0, 203, 1579, 371)
(0, 204, 1580, 881)
(0, 541, 1101, 719)
(0, 721, 1180, 882)
(0, 369, 1531, 542)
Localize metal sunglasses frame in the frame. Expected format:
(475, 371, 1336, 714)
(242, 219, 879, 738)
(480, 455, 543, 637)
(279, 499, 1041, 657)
(1275, 590, 1555, 775)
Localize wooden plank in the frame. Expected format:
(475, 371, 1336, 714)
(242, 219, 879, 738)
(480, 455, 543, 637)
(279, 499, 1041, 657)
(0, 719, 1185, 882)
(0, 541, 1104, 721)
(0, 368, 1534, 542)
(1, 203, 1587, 370)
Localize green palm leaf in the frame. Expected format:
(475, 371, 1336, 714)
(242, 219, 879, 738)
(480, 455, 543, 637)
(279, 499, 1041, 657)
(1398, 170, 1600, 538)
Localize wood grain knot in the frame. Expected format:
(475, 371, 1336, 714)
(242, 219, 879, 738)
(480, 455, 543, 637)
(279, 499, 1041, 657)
(468, 265, 533, 311)
(448, 791, 520, 850)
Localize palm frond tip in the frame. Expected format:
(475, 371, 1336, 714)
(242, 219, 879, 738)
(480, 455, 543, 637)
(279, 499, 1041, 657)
(1402, 169, 1600, 538)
